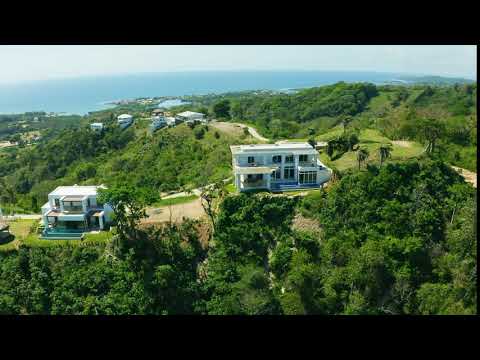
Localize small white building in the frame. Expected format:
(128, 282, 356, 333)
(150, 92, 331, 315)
(230, 142, 332, 192)
(166, 116, 178, 127)
(90, 122, 104, 132)
(150, 115, 167, 132)
(175, 111, 206, 124)
(117, 114, 133, 129)
(41, 185, 114, 237)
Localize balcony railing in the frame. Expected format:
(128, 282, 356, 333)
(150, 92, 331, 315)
(242, 180, 268, 189)
(62, 206, 84, 213)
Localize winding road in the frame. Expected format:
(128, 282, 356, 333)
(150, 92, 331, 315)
(231, 122, 270, 142)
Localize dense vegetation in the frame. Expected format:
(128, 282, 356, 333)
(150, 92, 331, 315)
(0, 81, 476, 315)
(0, 113, 247, 213)
(196, 83, 476, 171)
(0, 160, 475, 314)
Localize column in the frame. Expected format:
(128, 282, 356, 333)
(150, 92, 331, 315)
(235, 174, 241, 191)
(294, 155, 299, 184)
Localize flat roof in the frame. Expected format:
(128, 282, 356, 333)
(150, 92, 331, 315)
(118, 114, 133, 119)
(176, 111, 204, 117)
(49, 185, 106, 197)
(230, 142, 316, 155)
(62, 195, 85, 202)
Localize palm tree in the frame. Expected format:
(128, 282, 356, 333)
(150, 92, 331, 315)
(378, 144, 392, 167)
(326, 140, 336, 160)
(357, 148, 369, 170)
(342, 116, 353, 133)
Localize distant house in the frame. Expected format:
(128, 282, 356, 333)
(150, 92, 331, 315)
(41, 185, 114, 239)
(90, 122, 104, 132)
(117, 114, 134, 129)
(230, 142, 331, 192)
(315, 141, 328, 151)
(166, 116, 179, 127)
(151, 109, 165, 117)
(175, 111, 206, 125)
(150, 115, 167, 132)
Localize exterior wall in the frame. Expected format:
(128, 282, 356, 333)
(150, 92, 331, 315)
(43, 192, 113, 230)
(232, 149, 330, 192)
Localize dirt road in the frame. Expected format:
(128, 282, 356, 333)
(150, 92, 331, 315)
(142, 198, 206, 224)
(231, 123, 269, 142)
(451, 166, 477, 188)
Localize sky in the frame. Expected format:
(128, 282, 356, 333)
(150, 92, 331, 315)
(0, 45, 476, 84)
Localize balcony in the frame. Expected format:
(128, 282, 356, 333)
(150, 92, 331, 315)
(62, 206, 84, 214)
(242, 179, 268, 189)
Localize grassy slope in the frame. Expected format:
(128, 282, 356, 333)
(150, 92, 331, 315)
(153, 194, 199, 207)
(318, 128, 425, 172)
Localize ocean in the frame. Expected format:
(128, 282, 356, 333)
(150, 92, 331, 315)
(0, 71, 406, 115)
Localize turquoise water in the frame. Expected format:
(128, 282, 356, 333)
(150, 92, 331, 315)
(0, 71, 405, 115)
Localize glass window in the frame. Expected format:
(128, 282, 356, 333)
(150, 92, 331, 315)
(299, 171, 317, 184)
(272, 155, 282, 163)
(285, 155, 294, 163)
(248, 156, 255, 164)
(299, 154, 308, 162)
(284, 166, 295, 179)
(54, 198, 60, 208)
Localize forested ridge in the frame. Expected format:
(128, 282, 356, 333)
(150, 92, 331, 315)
(0, 81, 477, 315)
(0, 160, 476, 314)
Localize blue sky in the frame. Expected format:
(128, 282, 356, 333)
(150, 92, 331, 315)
(0, 45, 476, 84)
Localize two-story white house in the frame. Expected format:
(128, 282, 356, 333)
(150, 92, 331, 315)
(90, 122, 104, 132)
(175, 111, 206, 125)
(117, 114, 134, 129)
(150, 115, 167, 132)
(230, 142, 331, 192)
(41, 185, 114, 237)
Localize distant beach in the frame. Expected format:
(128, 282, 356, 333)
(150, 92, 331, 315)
(0, 70, 425, 115)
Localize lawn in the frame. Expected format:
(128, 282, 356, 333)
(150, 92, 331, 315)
(153, 194, 199, 207)
(318, 128, 425, 172)
(225, 183, 236, 193)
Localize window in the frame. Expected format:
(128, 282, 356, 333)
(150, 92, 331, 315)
(272, 155, 282, 163)
(299, 171, 317, 184)
(299, 154, 308, 162)
(54, 198, 60, 208)
(247, 156, 255, 164)
(87, 198, 91, 208)
(284, 166, 295, 179)
(285, 155, 294, 163)
(273, 169, 281, 179)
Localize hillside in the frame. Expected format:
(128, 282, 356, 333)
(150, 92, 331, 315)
(0, 113, 257, 214)
(179, 82, 476, 172)
(0, 159, 475, 314)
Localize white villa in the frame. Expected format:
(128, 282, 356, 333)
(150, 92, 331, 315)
(90, 122, 104, 132)
(176, 111, 206, 124)
(166, 116, 177, 127)
(230, 142, 332, 192)
(117, 114, 134, 129)
(150, 115, 167, 132)
(41, 185, 113, 239)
